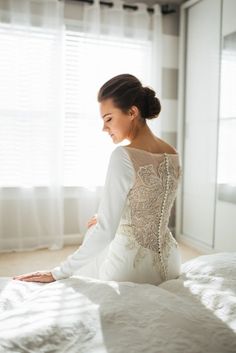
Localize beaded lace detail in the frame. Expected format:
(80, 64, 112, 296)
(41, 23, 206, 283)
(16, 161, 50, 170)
(117, 147, 182, 281)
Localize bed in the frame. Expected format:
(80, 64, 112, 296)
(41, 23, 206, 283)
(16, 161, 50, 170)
(0, 252, 236, 353)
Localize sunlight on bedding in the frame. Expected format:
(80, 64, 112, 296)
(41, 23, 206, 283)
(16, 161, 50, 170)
(0, 279, 106, 353)
(180, 255, 236, 332)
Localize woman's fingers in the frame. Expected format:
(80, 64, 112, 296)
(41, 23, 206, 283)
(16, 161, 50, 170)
(13, 272, 40, 280)
(87, 215, 98, 228)
(87, 220, 97, 228)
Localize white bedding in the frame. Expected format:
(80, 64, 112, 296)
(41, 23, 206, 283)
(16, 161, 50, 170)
(0, 252, 236, 353)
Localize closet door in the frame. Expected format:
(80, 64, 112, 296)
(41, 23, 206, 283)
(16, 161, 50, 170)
(182, 0, 221, 248)
(214, 0, 236, 251)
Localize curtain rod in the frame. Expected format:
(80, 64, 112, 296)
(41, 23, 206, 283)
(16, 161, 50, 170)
(62, 0, 177, 15)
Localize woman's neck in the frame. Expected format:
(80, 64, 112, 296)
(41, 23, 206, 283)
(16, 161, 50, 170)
(127, 122, 158, 148)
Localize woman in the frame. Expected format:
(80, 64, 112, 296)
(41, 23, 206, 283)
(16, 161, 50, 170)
(14, 74, 182, 285)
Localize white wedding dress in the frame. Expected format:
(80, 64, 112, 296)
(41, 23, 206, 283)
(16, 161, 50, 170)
(52, 146, 182, 285)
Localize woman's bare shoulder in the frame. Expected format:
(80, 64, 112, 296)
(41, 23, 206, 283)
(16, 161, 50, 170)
(144, 137, 177, 154)
(155, 137, 177, 154)
(126, 136, 178, 155)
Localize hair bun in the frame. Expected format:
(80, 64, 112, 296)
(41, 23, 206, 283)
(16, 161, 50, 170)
(143, 86, 161, 120)
(98, 74, 161, 121)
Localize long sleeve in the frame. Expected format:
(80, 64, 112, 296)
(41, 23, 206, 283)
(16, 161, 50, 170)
(51, 146, 135, 280)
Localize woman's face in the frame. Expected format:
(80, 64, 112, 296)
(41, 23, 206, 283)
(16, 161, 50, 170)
(100, 98, 135, 144)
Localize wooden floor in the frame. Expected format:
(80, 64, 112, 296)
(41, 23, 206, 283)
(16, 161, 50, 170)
(0, 243, 203, 277)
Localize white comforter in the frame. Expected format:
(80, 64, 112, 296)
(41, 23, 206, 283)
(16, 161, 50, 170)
(0, 252, 236, 353)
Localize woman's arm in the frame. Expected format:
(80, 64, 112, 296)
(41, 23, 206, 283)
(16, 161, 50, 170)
(51, 146, 134, 280)
(14, 147, 134, 283)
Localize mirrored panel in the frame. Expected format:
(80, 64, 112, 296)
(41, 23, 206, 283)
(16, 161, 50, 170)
(217, 31, 236, 203)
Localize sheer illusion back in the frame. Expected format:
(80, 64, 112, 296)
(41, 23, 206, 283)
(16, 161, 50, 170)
(117, 146, 182, 281)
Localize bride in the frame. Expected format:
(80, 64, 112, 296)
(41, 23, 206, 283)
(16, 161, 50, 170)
(14, 73, 182, 285)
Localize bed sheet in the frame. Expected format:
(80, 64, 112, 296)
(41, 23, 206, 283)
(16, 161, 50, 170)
(0, 253, 235, 353)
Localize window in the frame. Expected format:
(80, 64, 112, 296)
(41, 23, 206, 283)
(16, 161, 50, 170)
(0, 23, 62, 187)
(0, 23, 152, 187)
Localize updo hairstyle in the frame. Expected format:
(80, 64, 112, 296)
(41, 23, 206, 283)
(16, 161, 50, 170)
(97, 74, 161, 120)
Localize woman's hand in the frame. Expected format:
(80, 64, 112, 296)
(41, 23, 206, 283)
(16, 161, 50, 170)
(13, 271, 55, 283)
(87, 214, 98, 229)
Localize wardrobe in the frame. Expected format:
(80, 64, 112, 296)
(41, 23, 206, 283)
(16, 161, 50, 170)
(176, 0, 236, 253)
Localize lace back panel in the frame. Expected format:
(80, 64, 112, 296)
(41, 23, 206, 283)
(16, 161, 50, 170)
(119, 147, 182, 281)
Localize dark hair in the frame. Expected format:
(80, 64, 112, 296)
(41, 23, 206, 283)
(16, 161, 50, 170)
(97, 74, 161, 120)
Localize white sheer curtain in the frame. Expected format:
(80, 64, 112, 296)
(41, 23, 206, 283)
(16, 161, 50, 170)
(0, 0, 64, 251)
(0, 0, 163, 251)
